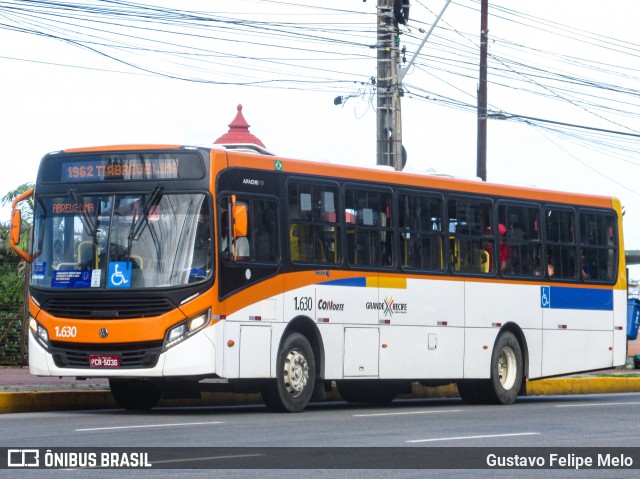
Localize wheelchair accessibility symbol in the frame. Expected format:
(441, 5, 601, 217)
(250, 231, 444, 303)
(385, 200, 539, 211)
(108, 262, 132, 289)
(540, 286, 550, 308)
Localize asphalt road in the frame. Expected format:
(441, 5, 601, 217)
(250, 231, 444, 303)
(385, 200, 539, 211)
(1, 394, 639, 478)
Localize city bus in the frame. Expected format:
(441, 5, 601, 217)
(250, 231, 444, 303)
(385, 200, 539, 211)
(10, 144, 627, 412)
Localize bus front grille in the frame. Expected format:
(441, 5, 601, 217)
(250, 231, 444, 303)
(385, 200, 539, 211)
(50, 341, 163, 369)
(43, 298, 175, 319)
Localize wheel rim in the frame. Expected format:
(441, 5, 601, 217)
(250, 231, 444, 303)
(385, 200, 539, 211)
(498, 346, 518, 390)
(283, 348, 309, 397)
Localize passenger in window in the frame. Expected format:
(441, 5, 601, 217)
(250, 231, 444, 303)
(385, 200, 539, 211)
(533, 259, 542, 276)
(482, 226, 493, 272)
(581, 250, 592, 280)
(499, 224, 512, 274)
(547, 257, 555, 277)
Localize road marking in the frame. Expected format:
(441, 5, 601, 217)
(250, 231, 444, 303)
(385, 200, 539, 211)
(556, 401, 640, 408)
(406, 432, 540, 443)
(75, 421, 224, 432)
(354, 409, 462, 417)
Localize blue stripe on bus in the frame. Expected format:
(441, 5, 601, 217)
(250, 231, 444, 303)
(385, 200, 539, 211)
(321, 277, 367, 287)
(540, 286, 613, 311)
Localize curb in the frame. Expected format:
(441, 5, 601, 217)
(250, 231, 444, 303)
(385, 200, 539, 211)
(2, 377, 640, 414)
(526, 377, 640, 396)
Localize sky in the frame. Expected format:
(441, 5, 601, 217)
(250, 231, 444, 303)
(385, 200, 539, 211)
(1, 0, 639, 271)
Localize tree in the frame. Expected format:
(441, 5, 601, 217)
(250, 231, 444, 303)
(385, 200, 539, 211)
(2, 182, 35, 223)
(0, 183, 33, 364)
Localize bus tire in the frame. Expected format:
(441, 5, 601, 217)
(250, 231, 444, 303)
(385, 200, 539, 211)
(261, 332, 315, 413)
(487, 331, 523, 405)
(109, 379, 161, 411)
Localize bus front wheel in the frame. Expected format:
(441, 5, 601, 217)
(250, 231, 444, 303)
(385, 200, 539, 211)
(109, 379, 162, 411)
(261, 332, 316, 413)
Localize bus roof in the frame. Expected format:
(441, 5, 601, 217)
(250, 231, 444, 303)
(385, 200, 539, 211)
(52, 144, 616, 209)
(223, 148, 616, 209)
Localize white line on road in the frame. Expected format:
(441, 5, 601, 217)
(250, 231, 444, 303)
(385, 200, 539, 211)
(75, 421, 224, 432)
(354, 409, 462, 417)
(406, 432, 540, 443)
(556, 401, 640, 408)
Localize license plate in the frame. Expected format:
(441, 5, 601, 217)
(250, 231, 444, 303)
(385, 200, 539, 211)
(89, 354, 121, 368)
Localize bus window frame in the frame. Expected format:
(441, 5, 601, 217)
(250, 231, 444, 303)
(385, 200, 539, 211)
(495, 199, 544, 279)
(446, 194, 495, 276)
(396, 188, 446, 274)
(218, 192, 282, 266)
(343, 183, 396, 271)
(544, 204, 579, 282)
(286, 177, 343, 267)
(577, 207, 619, 284)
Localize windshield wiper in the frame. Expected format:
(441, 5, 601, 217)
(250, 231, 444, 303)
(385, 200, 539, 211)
(68, 188, 96, 237)
(125, 186, 162, 261)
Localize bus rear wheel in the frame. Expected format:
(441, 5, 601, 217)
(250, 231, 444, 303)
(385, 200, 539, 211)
(109, 379, 162, 411)
(261, 332, 315, 413)
(458, 332, 523, 405)
(487, 331, 523, 405)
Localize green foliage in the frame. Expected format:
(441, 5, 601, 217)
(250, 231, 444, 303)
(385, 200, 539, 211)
(0, 264, 24, 314)
(0, 183, 34, 363)
(0, 255, 26, 364)
(1, 182, 35, 223)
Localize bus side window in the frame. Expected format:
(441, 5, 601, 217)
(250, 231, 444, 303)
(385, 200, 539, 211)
(579, 211, 617, 282)
(219, 197, 250, 261)
(344, 188, 393, 268)
(546, 208, 577, 280)
(288, 182, 339, 265)
(497, 203, 542, 277)
(254, 203, 277, 262)
(220, 197, 279, 264)
(448, 198, 493, 274)
(399, 192, 444, 271)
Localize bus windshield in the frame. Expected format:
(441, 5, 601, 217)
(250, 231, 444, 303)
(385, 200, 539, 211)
(31, 192, 213, 289)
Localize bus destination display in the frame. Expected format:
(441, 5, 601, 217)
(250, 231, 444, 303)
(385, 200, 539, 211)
(58, 153, 204, 182)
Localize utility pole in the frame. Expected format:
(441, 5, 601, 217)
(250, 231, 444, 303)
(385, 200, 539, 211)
(476, 0, 488, 181)
(376, 0, 402, 170)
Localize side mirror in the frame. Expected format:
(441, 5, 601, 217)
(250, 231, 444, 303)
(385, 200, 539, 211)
(232, 202, 248, 238)
(10, 188, 33, 262)
(10, 208, 22, 246)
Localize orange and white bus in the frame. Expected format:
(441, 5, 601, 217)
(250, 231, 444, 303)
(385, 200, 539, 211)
(11, 144, 627, 411)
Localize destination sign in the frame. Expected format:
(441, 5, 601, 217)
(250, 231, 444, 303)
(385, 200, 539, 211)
(63, 161, 178, 180)
(55, 152, 205, 182)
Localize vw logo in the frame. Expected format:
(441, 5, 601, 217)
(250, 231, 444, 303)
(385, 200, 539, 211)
(98, 328, 109, 339)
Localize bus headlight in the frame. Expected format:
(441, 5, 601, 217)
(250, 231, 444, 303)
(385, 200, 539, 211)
(29, 318, 50, 350)
(163, 309, 211, 351)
